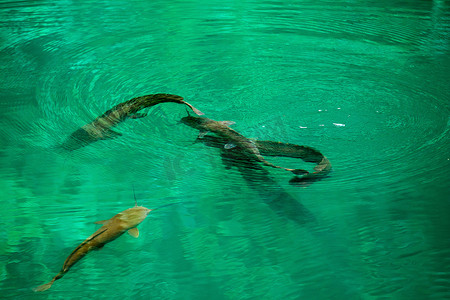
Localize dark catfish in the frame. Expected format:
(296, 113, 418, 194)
(181, 115, 308, 175)
(62, 93, 204, 150)
(33, 205, 151, 292)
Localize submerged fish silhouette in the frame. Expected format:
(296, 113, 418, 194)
(33, 204, 151, 292)
(62, 93, 204, 151)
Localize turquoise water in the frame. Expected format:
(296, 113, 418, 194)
(1, 0, 449, 299)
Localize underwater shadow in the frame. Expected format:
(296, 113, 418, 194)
(196, 135, 318, 226)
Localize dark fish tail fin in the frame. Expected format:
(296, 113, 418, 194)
(182, 101, 204, 115)
(33, 279, 55, 292)
(33, 272, 62, 292)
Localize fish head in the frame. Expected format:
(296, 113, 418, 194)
(120, 206, 152, 227)
(180, 115, 210, 130)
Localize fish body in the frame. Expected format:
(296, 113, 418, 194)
(181, 115, 307, 175)
(34, 205, 151, 292)
(182, 116, 260, 157)
(195, 135, 331, 185)
(254, 140, 332, 185)
(62, 93, 203, 150)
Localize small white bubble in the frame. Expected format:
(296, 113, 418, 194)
(333, 123, 346, 127)
(299, 126, 307, 129)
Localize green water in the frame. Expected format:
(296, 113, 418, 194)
(1, 0, 449, 299)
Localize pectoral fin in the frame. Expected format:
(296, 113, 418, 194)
(128, 228, 139, 238)
(102, 129, 122, 139)
(198, 130, 209, 138)
(224, 142, 237, 149)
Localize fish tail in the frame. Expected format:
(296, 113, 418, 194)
(183, 101, 204, 115)
(313, 157, 332, 173)
(33, 279, 55, 292)
(33, 272, 63, 292)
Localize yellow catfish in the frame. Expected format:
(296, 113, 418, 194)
(33, 204, 151, 292)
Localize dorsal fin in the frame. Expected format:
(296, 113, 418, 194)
(128, 228, 139, 238)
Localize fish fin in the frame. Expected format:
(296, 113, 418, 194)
(192, 107, 204, 116)
(128, 112, 148, 119)
(128, 228, 139, 238)
(181, 101, 204, 116)
(33, 280, 54, 292)
(198, 130, 209, 138)
(102, 129, 122, 139)
(224, 142, 237, 149)
(94, 220, 109, 225)
(188, 105, 204, 116)
(219, 121, 235, 126)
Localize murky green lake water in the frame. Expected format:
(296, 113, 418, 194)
(1, 0, 449, 299)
